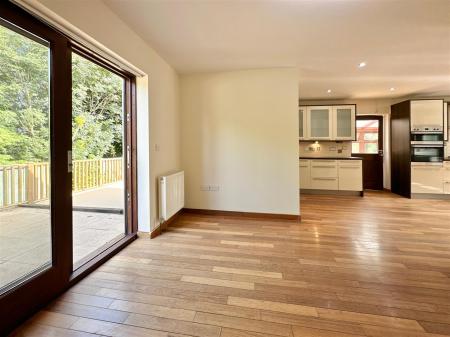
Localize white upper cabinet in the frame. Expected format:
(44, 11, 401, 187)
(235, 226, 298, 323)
(332, 105, 356, 140)
(410, 99, 444, 130)
(306, 106, 333, 140)
(301, 104, 356, 141)
(299, 106, 307, 140)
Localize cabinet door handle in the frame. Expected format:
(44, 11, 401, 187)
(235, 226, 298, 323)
(312, 165, 337, 168)
(313, 177, 337, 181)
(339, 166, 360, 169)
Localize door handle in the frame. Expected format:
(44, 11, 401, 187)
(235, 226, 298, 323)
(378, 150, 384, 157)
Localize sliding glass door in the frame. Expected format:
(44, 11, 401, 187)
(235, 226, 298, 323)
(0, 15, 53, 293)
(0, 2, 137, 335)
(71, 52, 127, 269)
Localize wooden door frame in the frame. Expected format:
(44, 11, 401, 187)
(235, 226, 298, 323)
(0, 2, 137, 334)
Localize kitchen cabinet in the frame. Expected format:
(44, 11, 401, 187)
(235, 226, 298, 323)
(306, 106, 333, 140)
(333, 106, 356, 140)
(444, 162, 450, 194)
(444, 182, 450, 194)
(300, 159, 362, 193)
(301, 105, 356, 141)
(444, 102, 448, 141)
(299, 159, 311, 189)
(338, 160, 363, 191)
(410, 99, 444, 131)
(310, 160, 338, 190)
(411, 163, 444, 194)
(299, 106, 307, 140)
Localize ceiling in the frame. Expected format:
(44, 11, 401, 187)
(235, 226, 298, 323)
(104, 0, 450, 99)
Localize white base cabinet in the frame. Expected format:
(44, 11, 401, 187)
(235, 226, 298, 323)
(411, 164, 444, 194)
(338, 160, 363, 191)
(299, 159, 311, 189)
(300, 159, 362, 193)
(310, 160, 338, 190)
(444, 162, 450, 194)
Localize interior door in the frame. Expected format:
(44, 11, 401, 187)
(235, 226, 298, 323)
(0, 2, 72, 334)
(352, 115, 384, 190)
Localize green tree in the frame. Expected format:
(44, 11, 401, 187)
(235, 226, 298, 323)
(72, 53, 123, 161)
(0, 24, 124, 165)
(0, 24, 50, 164)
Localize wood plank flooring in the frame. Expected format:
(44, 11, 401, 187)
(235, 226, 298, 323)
(10, 191, 450, 337)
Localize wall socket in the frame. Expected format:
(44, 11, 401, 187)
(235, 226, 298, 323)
(200, 185, 220, 192)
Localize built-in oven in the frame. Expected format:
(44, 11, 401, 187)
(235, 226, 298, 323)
(411, 144, 444, 163)
(411, 133, 443, 143)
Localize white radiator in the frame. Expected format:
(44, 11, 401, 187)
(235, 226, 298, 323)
(159, 171, 184, 221)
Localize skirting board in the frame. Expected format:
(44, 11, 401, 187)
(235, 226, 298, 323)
(301, 189, 363, 197)
(150, 208, 301, 239)
(150, 209, 183, 239)
(411, 193, 450, 200)
(183, 208, 301, 222)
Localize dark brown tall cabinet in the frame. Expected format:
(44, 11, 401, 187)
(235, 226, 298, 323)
(390, 101, 411, 198)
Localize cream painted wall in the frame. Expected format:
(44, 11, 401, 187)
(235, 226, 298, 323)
(181, 69, 299, 216)
(38, 0, 181, 232)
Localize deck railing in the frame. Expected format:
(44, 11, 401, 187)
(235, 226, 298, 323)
(0, 157, 122, 208)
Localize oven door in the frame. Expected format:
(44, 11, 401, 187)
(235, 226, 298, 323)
(411, 133, 444, 142)
(411, 145, 444, 162)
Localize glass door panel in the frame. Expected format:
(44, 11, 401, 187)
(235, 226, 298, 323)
(0, 20, 52, 292)
(299, 107, 304, 138)
(309, 107, 331, 138)
(72, 52, 126, 269)
(352, 119, 380, 154)
(336, 108, 352, 138)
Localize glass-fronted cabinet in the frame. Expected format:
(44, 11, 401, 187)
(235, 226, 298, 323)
(307, 106, 333, 139)
(299, 106, 307, 140)
(333, 105, 356, 140)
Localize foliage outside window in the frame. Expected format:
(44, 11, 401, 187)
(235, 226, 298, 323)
(0, 25, 123, 165)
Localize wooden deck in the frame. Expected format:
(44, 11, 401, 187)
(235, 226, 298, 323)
(10, 191, 450, 337)
(0, 183, 124, 289)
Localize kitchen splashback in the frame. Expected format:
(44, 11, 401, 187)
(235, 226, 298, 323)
(299, 141, 353, 158)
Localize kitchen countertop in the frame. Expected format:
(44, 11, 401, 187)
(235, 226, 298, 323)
(299, 156, 363, 160)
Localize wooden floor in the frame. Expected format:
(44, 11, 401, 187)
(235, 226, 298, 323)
(11, 191, 450, 337)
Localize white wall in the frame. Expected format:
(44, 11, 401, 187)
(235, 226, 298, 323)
(181, 68, 299, 216)
(38, 0, 181, 232)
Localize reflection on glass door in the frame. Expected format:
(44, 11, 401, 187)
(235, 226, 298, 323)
(72, 52, 126, 269)
(0, 21, 51, 291)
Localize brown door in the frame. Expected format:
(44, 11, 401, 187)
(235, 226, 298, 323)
(352, 116, 384, 190)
